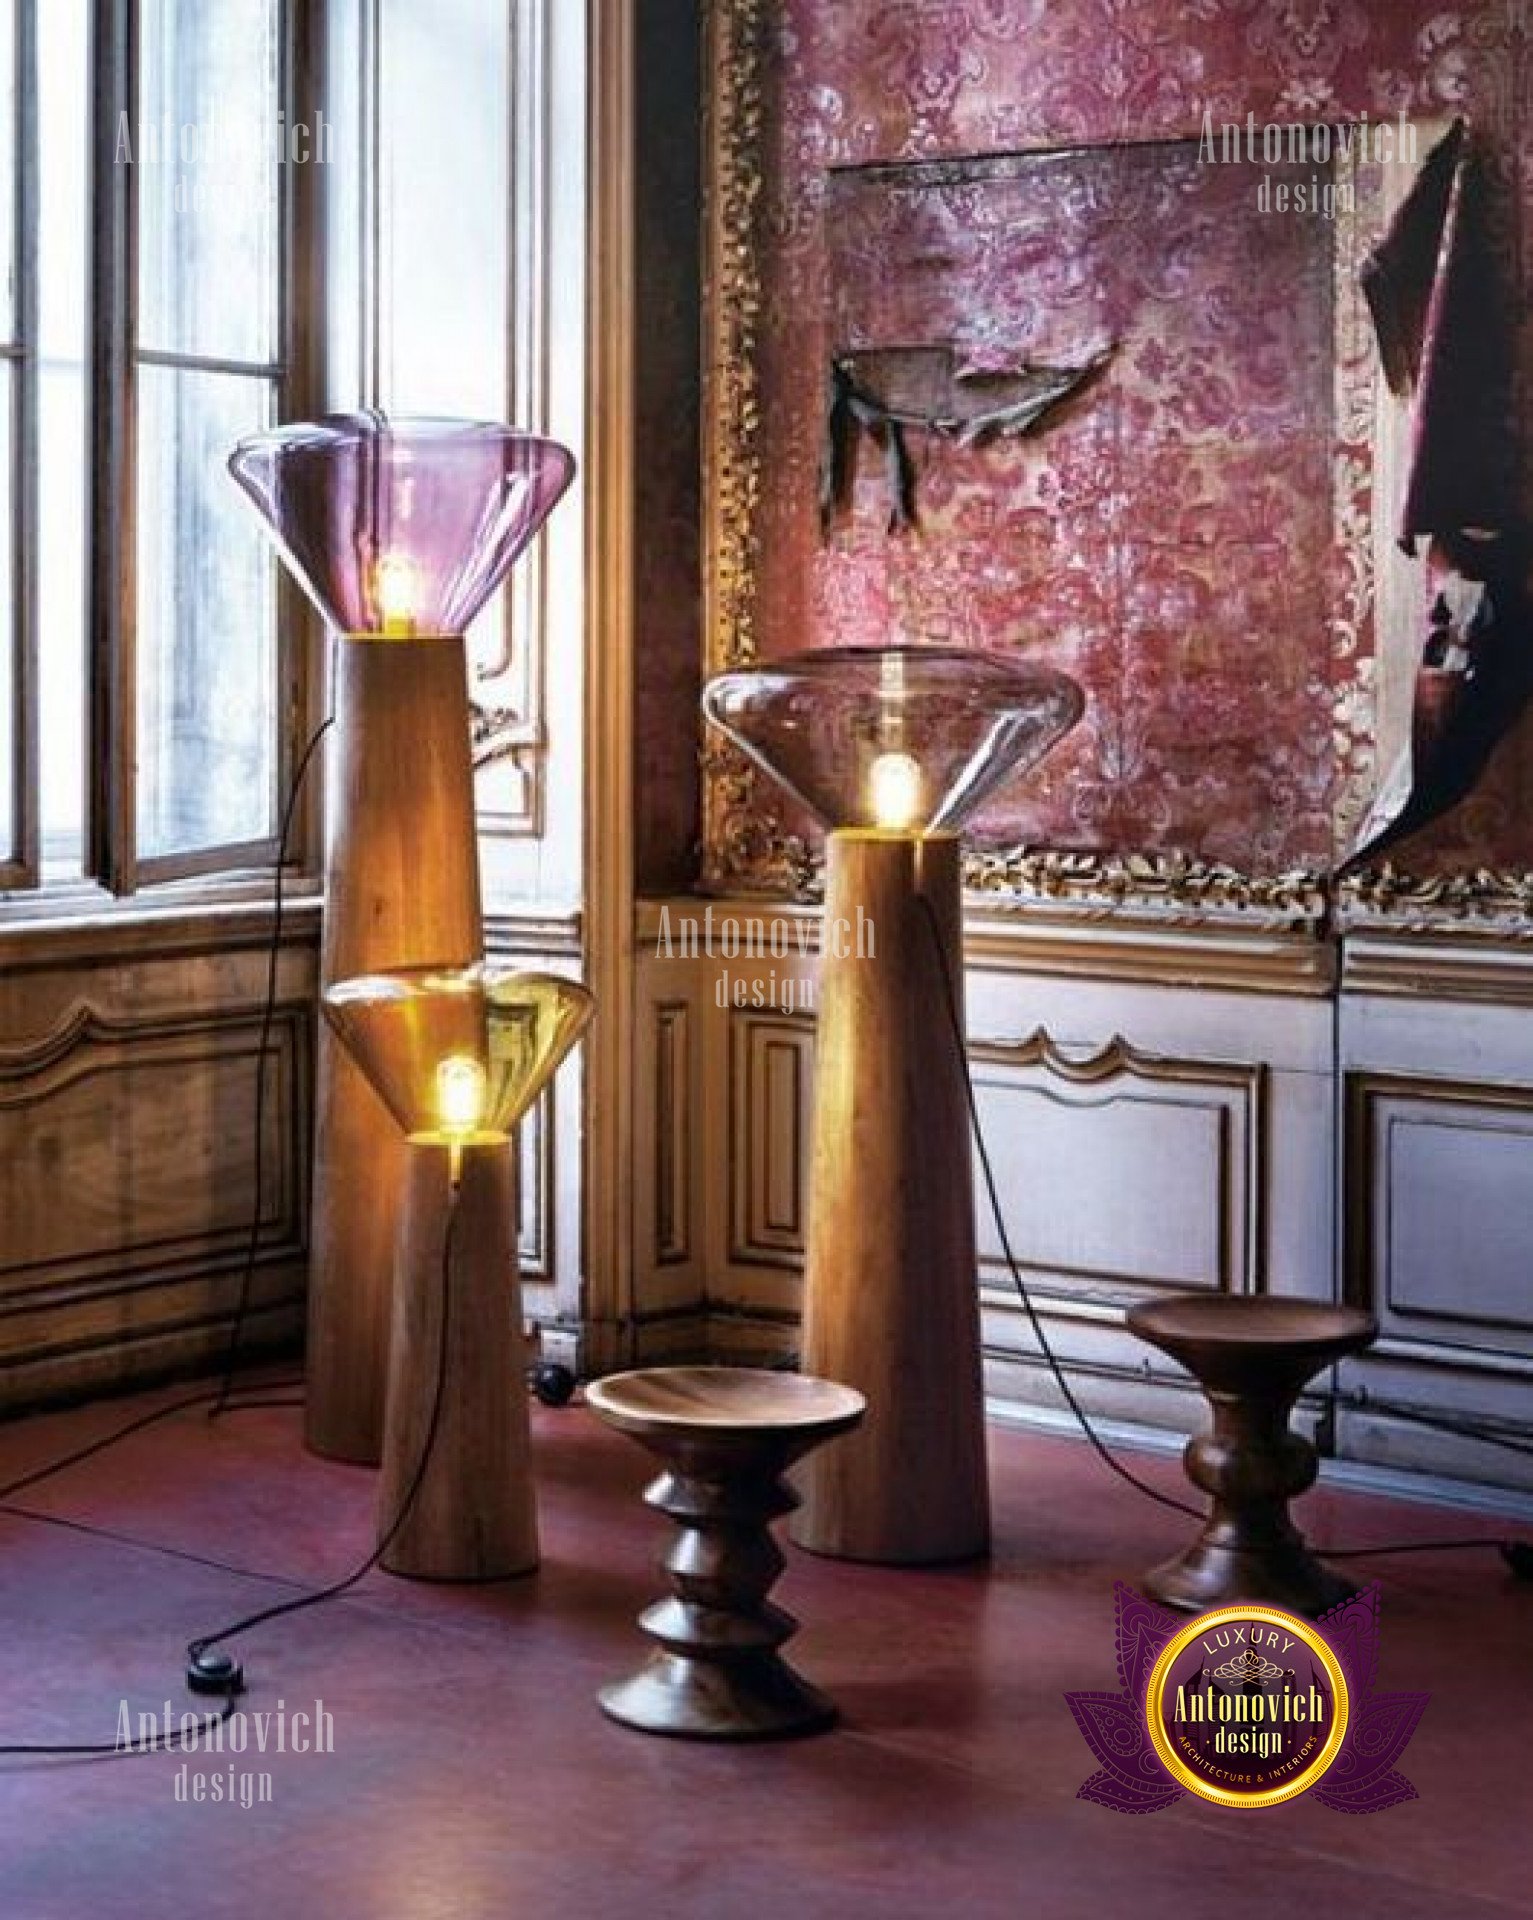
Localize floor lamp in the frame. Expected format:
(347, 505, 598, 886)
(704, 648, 1082, 1563)
(230, 415, 575, 1463)
(322, 965, 594, 1579)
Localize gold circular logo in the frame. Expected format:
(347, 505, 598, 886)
(1143, 1604, 1350, 1809)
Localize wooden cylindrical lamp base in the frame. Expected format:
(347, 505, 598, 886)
(306, 635, 484, 1465)
(790, 830, 990, 1564)
(379, 1142, 538, 1581)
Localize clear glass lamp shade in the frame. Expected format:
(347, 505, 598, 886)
(701, 646, 1084, 834)
(322, 965, 595, 1147)
(228, 413, 575, 637)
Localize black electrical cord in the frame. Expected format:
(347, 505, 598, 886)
(210, 698, 336, 1419)
(915, 893, 1533, 1570)
(0, 1380, 304, 1507)
(1310, 901, 1532, 1566)
(1324, 1536, 1528, 1563)
(0, 1195, 458, 1755)
(1317, 1387, 1533, 1459)
(0, 1384, 304, 1761)
(0, 1492, 309, 1585)
(0, 666, 334, 1513)
(0, 669, 339, 1754)
(914, 894, 1199, 1522)
(0, 1691, 239, 1761)
(185, 1190, 461, 1693)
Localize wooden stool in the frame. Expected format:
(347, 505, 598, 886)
(587, 1367, 864, 1740)
(1125, 1296, 1377, 1617)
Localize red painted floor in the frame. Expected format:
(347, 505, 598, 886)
(0, 1381, 1526, 1919)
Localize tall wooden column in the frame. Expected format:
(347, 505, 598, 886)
(378, 1142, 538, 1581)
(306, 636, 483, 1464)
(790, 830, 990, 1564)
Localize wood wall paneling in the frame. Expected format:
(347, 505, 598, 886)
(516, 1086, 552, 1285)
(652, 1001, 692, 1267)
(728, 1010, 812, 1269)
(0, 916, 317, 1407)
(626, 954, 709, 1352)
(1347, 1071, 1533, 1370)
(629, 900, 1533, 1498)
(968, 1034, 1264, 1307)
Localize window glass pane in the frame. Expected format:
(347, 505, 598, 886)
(0, 0, 14, 865)
(0, 369, 13, 865)
(0, 0, 15, 346)
(135, 365, 276, 859)
(379, 0, 507, 413)
(379, 0, 511, 692)
(35, 0, 87, 877)
(137, 0, 280, 365)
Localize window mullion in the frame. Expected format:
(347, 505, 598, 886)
(278, 0, 325, 883)
(0, 0, 38, 890)
(86, 0, 138, 893)
(136, 346, 285, 380)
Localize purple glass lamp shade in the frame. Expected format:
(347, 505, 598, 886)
(228, 413, 575, 637)
(702, 646, 1084, 834)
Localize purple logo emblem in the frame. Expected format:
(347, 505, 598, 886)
(1066, 1583, 1429, 1813)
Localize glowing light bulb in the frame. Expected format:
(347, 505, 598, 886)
(436, 1053, 487, 1131)
(435, 1053, 487, 1183)
(868, 751, 924, 832)
(373, 553, 422, 637)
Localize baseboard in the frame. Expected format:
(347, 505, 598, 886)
(987, 1396, 1533, 1524)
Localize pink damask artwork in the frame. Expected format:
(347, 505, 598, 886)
(737, 0, 1533, 879)
(808, 143, 1336, 866)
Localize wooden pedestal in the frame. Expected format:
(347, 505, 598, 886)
(1126, 1296, 1377, 1617)
(790, 830, 990, 1565)
(588, 1367, 864, 1739)
(378, 1142, 538, 1581)
(307, 635, 484, 1464)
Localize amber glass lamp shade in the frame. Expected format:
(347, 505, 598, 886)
(325, 966, 593, 1582)
(702, 646, 1083, 834)
(228, 413, 575, 637)
(322, 966, 595, 1149)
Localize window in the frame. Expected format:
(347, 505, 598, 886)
(326, 0, 570, 866)
(3, 0, 571, 906)
(3, 0, 322, 896)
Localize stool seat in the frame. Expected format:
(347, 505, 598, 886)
(1126, 1295, 1377, 1617)
(1127, 1296, 1375, 1388)
(588, 1366, 865, 1740)
(586, 1366, 864, 1442)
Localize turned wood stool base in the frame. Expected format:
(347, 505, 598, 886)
(1126, 1296, 1377, 1618)
(587, 1368, 864, 1740)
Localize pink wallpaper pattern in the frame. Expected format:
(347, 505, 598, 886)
(820, 146, 1335, 863)
(745, 0, 1533, 871)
